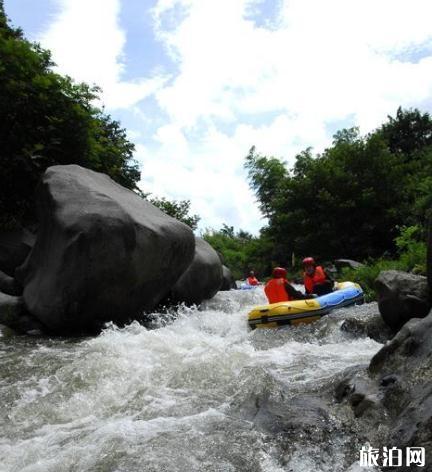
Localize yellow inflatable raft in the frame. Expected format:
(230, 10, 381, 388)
(248, 281, 363, 329)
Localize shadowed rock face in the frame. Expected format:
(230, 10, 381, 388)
(16, 165, 195, 334)
(0, 270, 22, 296)
(375, 270, 430, 332)
(169, 237, 223, 305)
(0, 292, 44, 334)
(0, 228, 35, 277)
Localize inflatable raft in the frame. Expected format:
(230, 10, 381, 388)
(240, 283, 259, 290)
(248, 281, 363, 329)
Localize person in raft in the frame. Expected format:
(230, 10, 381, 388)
(264, 267, 312, 304)
(247, 270, 260, 286)
(303, 257, 334, 296)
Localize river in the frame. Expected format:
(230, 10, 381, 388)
(0, 288, 381, 472)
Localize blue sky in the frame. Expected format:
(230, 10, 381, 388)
(6, 0, 432, 234)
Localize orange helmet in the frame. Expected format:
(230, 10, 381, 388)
(272, 267, 287, 278)
(302, 257, 315, 266)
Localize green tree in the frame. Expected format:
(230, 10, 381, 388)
(203, 226, 270, 280)
(148, 196, 200, 230)
(380, 107, 432, 156)
(244, 146, 288, 218)
(0, 3, 139, 228)
(245, 127, 409, 261)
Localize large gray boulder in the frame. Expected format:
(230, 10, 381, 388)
(375, 270, 430, 331)
(220, 265, 236, 291)
(16, 165, 195, 334)
(169, 237, 223, 305)
(0, 227, 35, 276)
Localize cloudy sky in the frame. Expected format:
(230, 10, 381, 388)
(6, 0, 432, 234)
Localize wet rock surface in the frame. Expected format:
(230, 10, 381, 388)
(336, 311, 432, 471)
(341, 311, 394, 344)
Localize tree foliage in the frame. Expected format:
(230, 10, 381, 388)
(245, 108, 432, 263)
(203, 226, 272, 280)
(148, 196, 200, 230)
(0, 3, 139, 228)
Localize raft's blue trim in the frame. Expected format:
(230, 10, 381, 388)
(316, 286, 363, 309)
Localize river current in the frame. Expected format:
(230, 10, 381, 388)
(0, 288, 381, 472)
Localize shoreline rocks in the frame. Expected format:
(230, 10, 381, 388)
(335, 311, 432, 471)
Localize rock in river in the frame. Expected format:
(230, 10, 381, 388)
(16, 165, 195, 334)
(169, 237, 223, 305)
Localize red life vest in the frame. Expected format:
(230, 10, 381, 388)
(247, 276, 259, 286)
(304, 265, 326, 294)
(264, 278, 293, 304)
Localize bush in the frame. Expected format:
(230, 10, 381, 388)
(340, 259, 404, 301)
(394, 225, 427, 274)
(340, 226, 427, 301)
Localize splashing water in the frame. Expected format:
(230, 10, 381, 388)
(0, 287, 381, 472)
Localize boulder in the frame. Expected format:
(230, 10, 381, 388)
(220, 265, 236, 291)
(334, 259, 364, 271)
(169, 237, 223, 305)
(16, 165, 195, 334)
(375, 270, 430, 332)
(0, 227, 35, 276)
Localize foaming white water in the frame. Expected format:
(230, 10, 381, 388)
(0, 288, 382, 472)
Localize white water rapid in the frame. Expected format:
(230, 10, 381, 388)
(0, 288, 381, 472)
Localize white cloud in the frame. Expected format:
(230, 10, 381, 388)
(152, 0, 432, 134)
(37, 0, 432, 233)
(38, 0, 167, 109)
(137, 0, 432, 234)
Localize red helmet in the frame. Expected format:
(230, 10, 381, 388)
(302, 257, 315, 266)
(272, 267, 287, 278)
